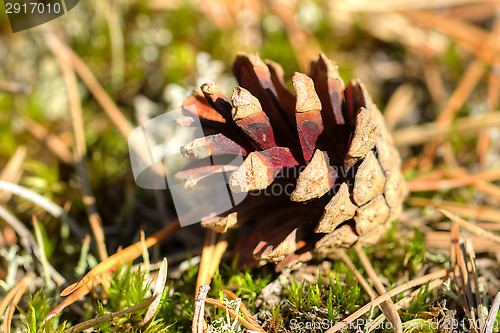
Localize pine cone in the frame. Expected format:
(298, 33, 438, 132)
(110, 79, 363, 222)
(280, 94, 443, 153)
(177, 53, 407, 267)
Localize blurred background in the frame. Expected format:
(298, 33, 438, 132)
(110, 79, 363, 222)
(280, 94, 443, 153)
(1, 0, 500, 275)
(1, 0, 500, 330)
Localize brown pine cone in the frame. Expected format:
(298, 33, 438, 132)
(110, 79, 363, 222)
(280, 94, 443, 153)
(176, 53, 407, 267)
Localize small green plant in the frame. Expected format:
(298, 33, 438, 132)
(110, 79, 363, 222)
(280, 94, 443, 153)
(283, 264, 368, 332)
(20, 290, 67, 333)
(105, 263, 152, 311)
(92, 262, 175, 332)
(404, 228, 426, 271)
(401, 283, 434, 322)
(213, 263, 273, 313)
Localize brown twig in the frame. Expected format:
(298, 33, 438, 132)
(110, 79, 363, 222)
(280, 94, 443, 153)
(192, 284, 210, 333)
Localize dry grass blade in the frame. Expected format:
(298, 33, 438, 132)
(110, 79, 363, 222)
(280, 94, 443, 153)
(0, 181, 56, 213)
(467, 240, 485, 329)
(195, 229, 217, 297)
(2, 274, 34, 333)
(204, 297, 266, 332)
(451, 224, 458, 269)
(0, 180, 85, 239)
(223, 289, 262, 329)
(438, 58, 486, 126)
(383, 84, 415, 131)
(478, 10, 500, 168)
(366, 277, 445, 332)
(458, 240, 478, 332)
(354, 245, 403, 333)
(0, 275, 33, 320)
(450, 221, 487, 332)
(449, 229, 485, 332)
(339, 249, 402, 332)
(409, 198, 500, 223)
(405, 10, 500, 65)
(440, 209, 500, 245)
(60, 221, 179, 297)
(325, 269, 449, 333)
(417, 58, 486, 169)
(392, 111, 500, 147)
(0, 206, 66, 285)
(45, 31, 108, 261)
(63, 295, 156, 333)
(425, 232, 500, 253)
(407, 168, 500, 192)
(267, 0, 321, 71)
(33, 216, 55, 291)
(0, 145, 26, 202)
(483, 289, 500, 333)
(420, 54, 446, 109)
(140, 231, 150, 274)
(445, 168, 500, 202)
(141, 258, 168, 327)
(338, 250, 378, 300)
(41, 30, 133, 139)
(45, 277, 100, 323)
(336, 0, 490, 12)
(207, 232, 229, 283)
(20, 116, 73, 165)
(41, 30, 159, 179)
